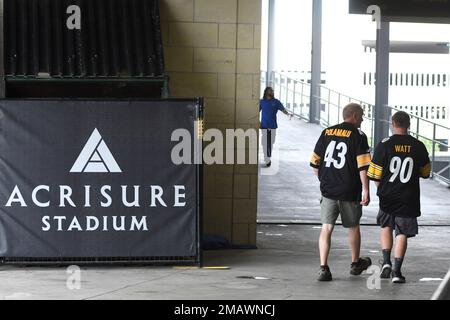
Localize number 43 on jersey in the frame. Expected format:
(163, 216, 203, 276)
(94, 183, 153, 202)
(324, 141, 348, 169)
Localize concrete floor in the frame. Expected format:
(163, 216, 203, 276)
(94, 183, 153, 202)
(0, 224, 448, 300)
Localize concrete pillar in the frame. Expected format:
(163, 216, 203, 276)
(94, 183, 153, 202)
(374, 21, 391, 145)
(266, 0, 275, 87)
(161, 0, 261, 246)
(309, 0, 322, 124)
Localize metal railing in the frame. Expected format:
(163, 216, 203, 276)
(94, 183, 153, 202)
(431, 269, 450, 300)
(263, 70, 450, 186)
(263, 70, 312, 121)
(318, 85, 376, 148)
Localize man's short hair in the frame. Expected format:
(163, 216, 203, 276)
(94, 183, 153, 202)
(392, 111, 411, 129)
(343, 103, 363, 120)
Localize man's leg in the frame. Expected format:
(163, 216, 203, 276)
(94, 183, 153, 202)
(394, 234, 407, 258)
(340, 201, 371, 275)
(377, 210, 394, 278)
(319, 224, 334, 266)
(317, 223, 334, 281)
(381, 227, 394, 252)
(380, 226, 393, 264)
(391, 216, 416, 283)
(317, 197, 339, 281)
(393, 234, 407, 277)
(348, 226, 361, 263)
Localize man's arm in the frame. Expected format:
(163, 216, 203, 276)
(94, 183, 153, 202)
(356, 134, 372, 206)
(313, 168, 319, 177)
(360, 170, 370, 206)
(419, 144, 431, 179)
(310, 134, 324, 178)
(367, 142, 384, 191)
(420, 163, 431, 179)
(368, 164, 382, 189)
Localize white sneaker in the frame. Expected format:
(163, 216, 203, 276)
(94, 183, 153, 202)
(380, 264, 392, 279)
(391, 271, 406, 284)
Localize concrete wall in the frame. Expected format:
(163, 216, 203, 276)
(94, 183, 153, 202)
(160, 0, 261, 246)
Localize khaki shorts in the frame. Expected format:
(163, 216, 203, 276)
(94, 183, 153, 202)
(320, 196, 362, 228)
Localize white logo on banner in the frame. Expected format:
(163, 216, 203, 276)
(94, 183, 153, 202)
(70, 128, 122, 173)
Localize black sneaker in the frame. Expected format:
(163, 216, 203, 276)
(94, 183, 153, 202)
(350, 257, 372, 275)
(380, 264, 392, 279)
(392, 270, 406, 284)
(317, 266, 332, 281)
(266, 161, 271, 167)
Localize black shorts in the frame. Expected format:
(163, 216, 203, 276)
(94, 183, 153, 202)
(377, 210, 418, 238)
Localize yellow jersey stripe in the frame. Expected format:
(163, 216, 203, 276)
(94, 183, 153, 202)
(369, 167, 382, 175)
(367, 171, 381, 180)
(310, 152, 321, 166)
(369, 162, 383, 171)
(368, 164, 382, 179)
(367, 168, 383, 178)
(357, 153, 371, 168)
(368, 166, 382, 176)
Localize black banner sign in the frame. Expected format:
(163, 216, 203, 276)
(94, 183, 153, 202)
(349, 0, 450, 22)
(0, 99, 201, 263)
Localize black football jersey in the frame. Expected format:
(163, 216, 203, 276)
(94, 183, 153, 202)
(368, 134, 431, 218)
(310, 122, 371, 201)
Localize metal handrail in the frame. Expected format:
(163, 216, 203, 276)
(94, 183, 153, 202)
(385, 105, 450, 131)
(431, 269, 450, 300)
(263, 70, 450, 186)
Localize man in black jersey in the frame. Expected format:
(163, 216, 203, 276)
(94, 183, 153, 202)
(368, 111, 431, 284)
(310, 103, 372, 281)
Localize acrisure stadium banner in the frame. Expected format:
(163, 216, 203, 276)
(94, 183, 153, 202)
(0, 99, 201, 263)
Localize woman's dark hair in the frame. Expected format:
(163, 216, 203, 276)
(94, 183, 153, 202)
(263, 87, 274, 100)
